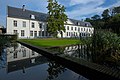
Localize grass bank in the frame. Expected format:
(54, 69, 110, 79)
(19, 38, 81, 48)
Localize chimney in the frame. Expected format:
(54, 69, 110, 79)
(22, 5, 25, 11)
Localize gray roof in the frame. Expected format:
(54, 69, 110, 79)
(69, 19, 92, 27)
(8, 6, 48, 22)
(8, 6, 92, 27)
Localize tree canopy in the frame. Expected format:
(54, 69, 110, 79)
(47, 0, 67, 37)
(85, 6, 120, 35)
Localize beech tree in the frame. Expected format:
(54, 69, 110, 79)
(47, 0, 67, 37)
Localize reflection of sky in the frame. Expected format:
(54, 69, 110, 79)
(0, 62, 87, 80)
(0, 49, 7, 68)
(0, 43, 87, 80)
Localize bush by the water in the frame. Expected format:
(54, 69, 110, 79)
(81, 30, 120, 63)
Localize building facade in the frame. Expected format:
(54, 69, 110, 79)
(7, 6, 94, 38)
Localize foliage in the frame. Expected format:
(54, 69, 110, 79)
(85, 6, 120, 35)
(47, 0, 67, 37)
(81, 30, 120, 62)
(108, 14, 120, 35)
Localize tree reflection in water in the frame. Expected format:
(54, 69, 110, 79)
(46, 61, 66, 80)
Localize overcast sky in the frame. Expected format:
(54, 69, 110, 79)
(0, 0, 120, 27)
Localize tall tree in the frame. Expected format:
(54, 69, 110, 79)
(102, 9, 110, 20)
(47, 0, 67, 37)
(113, 6, 120, 15)
(108, 14, 120, 34)
(91, 15, 101, 21)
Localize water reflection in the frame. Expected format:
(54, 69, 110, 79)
(0, 43, 88, 80)
(63, 45, 93, 62)
(49, 44, 120, 70)
(49, 45, 93, 62)
(6, 43, 47, 73)
(46, 61, 66, 80)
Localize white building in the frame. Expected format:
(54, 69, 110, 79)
(7, 6, 94, 38)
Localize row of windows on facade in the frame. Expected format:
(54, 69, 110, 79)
(14, 30, 91, 37)
(66, 26, 91, 32)
(13, 20, 91, 32)
(13, 49, 35, 59)
(66, 32, 91, 37)
(14, 30, 48, 37)
(13, 20, 43, 28)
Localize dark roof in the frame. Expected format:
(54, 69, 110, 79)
(8, 6, 48, 22)
(69, 19, 92, 27)
(8, 6, 92, 27)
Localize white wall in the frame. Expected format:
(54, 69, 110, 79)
(7, 17, 94, 38)
(7, 17, 47, 38)
(62, 25, 94, 38)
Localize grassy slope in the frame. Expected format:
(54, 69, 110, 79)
(19, 38, 81, 47)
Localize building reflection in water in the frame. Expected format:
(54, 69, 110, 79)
(6, 43, 48, 73)
(0, 43, 88, 80)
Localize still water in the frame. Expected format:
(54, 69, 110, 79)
(0, 43, 88, 80)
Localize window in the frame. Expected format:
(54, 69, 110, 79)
(34, 31, 37, 37)
(14, 52, 17, 58)
(42, 31, 44, 36)
(21, 30, 25, 36)
(30, 31, 33, 36)
(71, 32, 73, 36)
(71, 27, 73, 30)
(85, 23, 88, 27)
(67, 26, 69, 30)
(86, 29, 88, 32)
(77, 22, 80, 25)
(81, 28, 83, 31)
(74, 32, 75, 36)
(69, 32, 71, 36)
(39, 23, 42, 28)
(23, 21, 26, 27)
(89, 29, 91, 32)
(79, 33, 81, 37)
(84, 33, 86, 37)
(22, 49, 26, 57)
(46, 31, 48, 36)
(30, 15, 35, 19)
(13, 20, 17, 27)
(39, 31, 41, 36)
(75, 27, 77, 31)
(84, 28, 85, 31)
(13, 30, 17, 34)
(67, 32, 69, 36)
(32, 22, 35, 28)
(76, 33, 77, 36)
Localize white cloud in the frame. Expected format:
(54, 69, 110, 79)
(109, 0, 120, 8)
(70, 0, 105, 6)
(66, 0, 120, 20)
(66, 0, 106, 19)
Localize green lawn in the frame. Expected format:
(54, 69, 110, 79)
(19, 38, 81, 47)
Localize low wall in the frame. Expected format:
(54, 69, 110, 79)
(17, 41, 120, 80)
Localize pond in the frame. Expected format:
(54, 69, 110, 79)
(0, 43, 88, 80)
(49, 44, 120, 70)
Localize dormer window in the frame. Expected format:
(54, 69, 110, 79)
(30, 15, 35, 19)
(85, 23, 89, 27)
(39, 23, 42, 28)
(77, 22, 80, 25)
